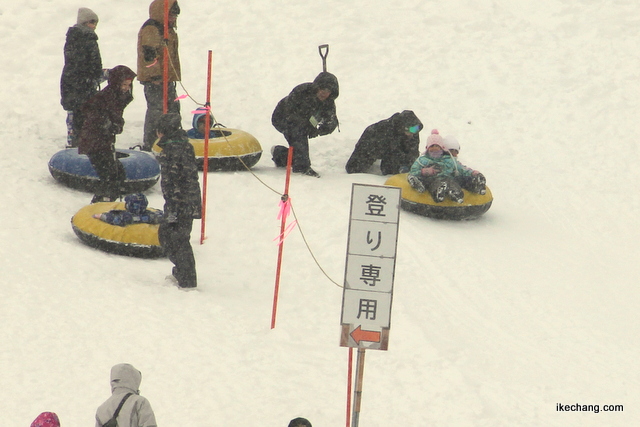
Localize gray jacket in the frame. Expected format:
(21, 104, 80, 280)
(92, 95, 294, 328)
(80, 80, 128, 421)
(95, 364, 157, 427)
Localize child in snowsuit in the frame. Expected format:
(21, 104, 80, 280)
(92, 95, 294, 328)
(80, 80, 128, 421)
(30, 412, 60, 427)
(442, 135, 487, 194)
(78, 65, 137, 204)
(60, 7, 106, 147)
(93, 193, 163, 226)
(186, 107, 216, 139)
(345, 110, 423, 175)
(271, 71, 340, 177)
(156, 113, 202, 289)
(407, 130, 485, 203)
(95, 363, 157, 427)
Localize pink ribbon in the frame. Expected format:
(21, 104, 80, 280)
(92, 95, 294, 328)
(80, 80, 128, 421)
(274, 220, 298, 246)
(145, 58, 158, 68)
(277, 198, 291, 221)
(175, 94, 188, 101)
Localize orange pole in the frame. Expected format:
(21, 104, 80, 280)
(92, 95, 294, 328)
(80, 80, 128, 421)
(162, 0, 169, 114)
(271, 146, 294, 329)
(200, 51, 213, 244)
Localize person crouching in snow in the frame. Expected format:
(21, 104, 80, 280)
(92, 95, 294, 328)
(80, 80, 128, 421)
(156, 113, 202, 289)
(95, 363, 157, 427)
(408, 129, 480, 203)
(345, 110, 423, 175)
(442, 135, 487, 195)
(271, 71, 340, 178)
(93, 193, 163, 226)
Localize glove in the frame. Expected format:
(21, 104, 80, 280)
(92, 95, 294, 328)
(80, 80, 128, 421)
(165, 211, 178, 223)
(308, 128, 319, 139)
(421, 166, 439, 176)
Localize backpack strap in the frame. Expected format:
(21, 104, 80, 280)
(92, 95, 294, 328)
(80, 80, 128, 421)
(106, 393, 133, 426)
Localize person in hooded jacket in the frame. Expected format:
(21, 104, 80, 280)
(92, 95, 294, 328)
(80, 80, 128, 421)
(60, 7, 106, 147)
(345, 110, 423, 175)
(30, 412, 60, 427)
(271, 71, 340, 177)
(95, 363, 157, 427)
(78, 65, 137, 203)
(137, 0, 182, 151)
(288, 417, 312, 427)
(156, 113, 202, 289)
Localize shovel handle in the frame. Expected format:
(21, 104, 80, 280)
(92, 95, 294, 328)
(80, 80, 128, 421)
(318, 44, 329, 72)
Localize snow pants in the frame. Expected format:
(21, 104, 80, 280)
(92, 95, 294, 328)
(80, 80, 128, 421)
(142, 81, 180, 151)
(87, 149, 126, 201)
(158, 219, 197, 288)
(272, 126, 312, 172)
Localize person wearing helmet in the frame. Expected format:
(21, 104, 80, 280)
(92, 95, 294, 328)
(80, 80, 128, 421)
(93, 193, 163, 226)
(155, 113, 201, 289)
(78, 65, 137, 204)
(442, 135, 486, 194)
(271, 71, 340, 178)
(345, 110, 423, 175)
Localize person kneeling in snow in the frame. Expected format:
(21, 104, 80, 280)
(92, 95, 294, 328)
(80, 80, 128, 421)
(407, 130, 485, 203)
(93, 193, 163, 226)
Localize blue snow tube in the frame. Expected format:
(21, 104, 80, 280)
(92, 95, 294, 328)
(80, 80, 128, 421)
(48, 148, 160, 193)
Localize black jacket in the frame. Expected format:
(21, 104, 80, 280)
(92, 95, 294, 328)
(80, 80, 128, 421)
(346, 110, 423, 175)
(60, 25, 103, 111)
(157, 130, 202, 220)
(272, 72, 339, 137)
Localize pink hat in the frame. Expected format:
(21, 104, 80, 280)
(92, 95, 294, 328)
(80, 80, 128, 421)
(425, 129, 444, 150)
(31, 412, 60, 427)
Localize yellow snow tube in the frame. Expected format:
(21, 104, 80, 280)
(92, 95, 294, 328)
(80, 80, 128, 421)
(152, 128, 262, 171)
(71, 202, 164, 258)
(384, 173, 493, 220)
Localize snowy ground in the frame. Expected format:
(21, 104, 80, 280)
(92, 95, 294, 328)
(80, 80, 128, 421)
(0, 0, 638, 426)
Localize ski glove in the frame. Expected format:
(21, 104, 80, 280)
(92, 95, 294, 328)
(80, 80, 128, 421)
(421, 166, 439, 176)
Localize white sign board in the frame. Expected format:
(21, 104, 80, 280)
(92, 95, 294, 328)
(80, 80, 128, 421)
(340, 183, 401, 350)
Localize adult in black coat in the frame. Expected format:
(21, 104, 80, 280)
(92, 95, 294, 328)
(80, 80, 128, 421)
(156, 113, 202, 289)
(271, 72, 339, 177)
(77, 65, 137, 203)
(60, 7, 105, 147)
(345, 110, 424, 175)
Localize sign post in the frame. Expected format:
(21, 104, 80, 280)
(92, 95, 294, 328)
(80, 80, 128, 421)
(340, 183, 401, 427)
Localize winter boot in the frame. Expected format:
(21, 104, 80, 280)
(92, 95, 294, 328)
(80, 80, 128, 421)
(407, 174, 426, 193)
(301, 167, 320, 178)
(433, 182, 448, 203)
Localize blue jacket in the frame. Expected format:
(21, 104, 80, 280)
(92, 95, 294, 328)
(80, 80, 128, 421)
(409, 153, 473, 178)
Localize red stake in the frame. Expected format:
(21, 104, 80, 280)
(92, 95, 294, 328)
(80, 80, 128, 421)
(200, 51, 212, 245)
(162, 0, 169, 114)
(271, 146, 294, 329)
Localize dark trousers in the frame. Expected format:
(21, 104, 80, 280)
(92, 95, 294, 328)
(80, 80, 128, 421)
(158, 219, 197, 288)
(272, 127, 311, 172)
(142, 81, 180, 151)
(87, 150, 126, 200)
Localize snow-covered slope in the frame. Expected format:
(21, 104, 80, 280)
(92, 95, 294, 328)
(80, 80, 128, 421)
(0, 1, 638, 426)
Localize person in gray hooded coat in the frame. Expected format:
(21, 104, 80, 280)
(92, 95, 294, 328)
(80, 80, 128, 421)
(95, 363, 157, 427)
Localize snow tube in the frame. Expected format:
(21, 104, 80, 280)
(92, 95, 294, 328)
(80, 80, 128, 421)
(48, 148, 160, 193)
(71, 201, 164, 258)
(384, 173, 493, 220)
(152, 128, 262, 171)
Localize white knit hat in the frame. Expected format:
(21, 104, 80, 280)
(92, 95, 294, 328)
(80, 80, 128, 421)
(442, 135, 460, 152)
(77, 7, 99, 25)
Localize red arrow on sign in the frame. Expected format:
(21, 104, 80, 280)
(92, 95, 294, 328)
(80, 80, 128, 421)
(350, 326, 381, 344)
